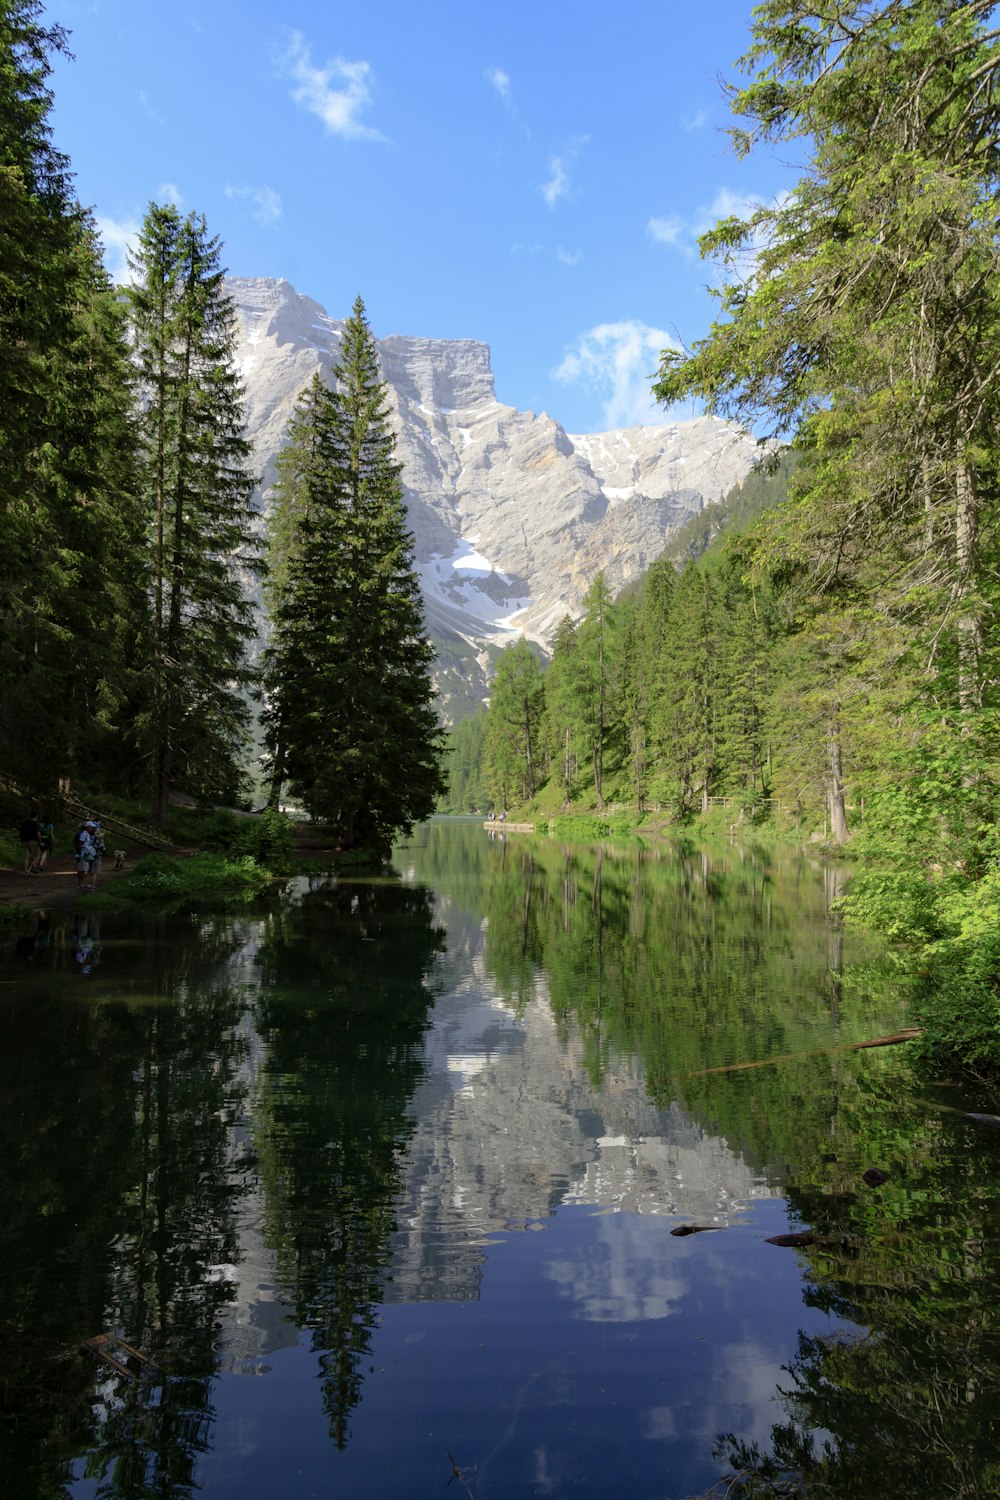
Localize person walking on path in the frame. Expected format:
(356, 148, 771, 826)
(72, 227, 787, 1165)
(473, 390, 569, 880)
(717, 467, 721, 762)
(19, 809, 41, 876)
(76, 825, 96, 891)
(36, 813, 55, 871)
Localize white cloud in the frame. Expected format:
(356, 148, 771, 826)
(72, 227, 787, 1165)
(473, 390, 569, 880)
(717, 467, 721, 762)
(648, 187, 790, 285)
(225, 184, 282, 227)
(96, 213, 141, 284)
(539, 135, 588, 210)
(158, 182, 182, 207)
(647, 214, 684, 248)
(486, 65, 511, 104)
(682, 107, 708, 133)
(541, 156, 569, 209)
(553, 320, 680, 428)
(556, 246, 583, 267)
(281, 31, 384, 141)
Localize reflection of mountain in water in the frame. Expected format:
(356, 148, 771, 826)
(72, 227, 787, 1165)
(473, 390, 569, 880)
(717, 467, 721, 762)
(386, 970, 777, 1307)
(219, 910, 776, 1358)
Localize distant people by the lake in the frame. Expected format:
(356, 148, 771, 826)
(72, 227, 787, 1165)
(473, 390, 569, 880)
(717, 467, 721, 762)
(36, 813, 54, 870)
(75, 822, 99, 891)
(19, 808, 41, 875)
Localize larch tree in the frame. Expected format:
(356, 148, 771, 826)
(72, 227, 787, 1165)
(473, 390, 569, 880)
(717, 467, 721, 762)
(264, 296, 445, 853)
(127, 203, 259, 826)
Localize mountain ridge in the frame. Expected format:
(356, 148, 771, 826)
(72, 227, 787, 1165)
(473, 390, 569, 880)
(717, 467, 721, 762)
(230, 276, 762, 717)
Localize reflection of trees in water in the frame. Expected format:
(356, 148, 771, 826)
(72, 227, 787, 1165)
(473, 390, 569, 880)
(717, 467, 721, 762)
(423, 829, 1000, 1492)
(252, 877, 443, 1446)
(0, 912, 253, 1499)
(735, 1070, 1000, 1499)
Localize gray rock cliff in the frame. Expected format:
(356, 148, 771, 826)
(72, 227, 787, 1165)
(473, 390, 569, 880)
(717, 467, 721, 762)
(230, 277, 761, 717)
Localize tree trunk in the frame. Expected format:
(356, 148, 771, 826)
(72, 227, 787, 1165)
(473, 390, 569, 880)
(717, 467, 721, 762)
(828, 704, 849, 843)
(956, 459, 980, 715)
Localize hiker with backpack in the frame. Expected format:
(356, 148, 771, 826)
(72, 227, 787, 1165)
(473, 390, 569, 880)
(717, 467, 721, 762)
(19, 809, 41, 876)
(36, 813, 55, 870)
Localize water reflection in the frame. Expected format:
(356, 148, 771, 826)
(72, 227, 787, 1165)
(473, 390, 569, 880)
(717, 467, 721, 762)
(1, 825, 998, 1497)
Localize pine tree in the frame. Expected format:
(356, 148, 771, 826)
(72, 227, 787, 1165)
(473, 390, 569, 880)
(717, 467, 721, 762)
(265, 296, 445, 852)
(0, 7, 147, 789)
(127, 204, 259, 825)
(484, 638, 545, 806)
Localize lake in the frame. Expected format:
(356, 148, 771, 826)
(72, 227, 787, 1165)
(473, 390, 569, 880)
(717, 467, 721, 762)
(2, 820, 999, 1499)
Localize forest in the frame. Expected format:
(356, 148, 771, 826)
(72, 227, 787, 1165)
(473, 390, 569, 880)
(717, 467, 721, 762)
(0, 1, 442, 855)
(461, 1, 1000, 1072)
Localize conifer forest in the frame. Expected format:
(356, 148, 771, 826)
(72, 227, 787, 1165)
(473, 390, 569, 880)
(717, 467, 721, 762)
(6, 0, 1000, 1065)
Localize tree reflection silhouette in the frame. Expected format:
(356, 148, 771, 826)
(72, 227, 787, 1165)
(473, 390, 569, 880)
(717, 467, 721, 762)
(252, 876, 443, 1446)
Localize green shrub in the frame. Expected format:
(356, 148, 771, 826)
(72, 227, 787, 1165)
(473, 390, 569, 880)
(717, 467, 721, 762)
(200, 809, 294, 871)
(552, 814, 611, 841)
(534, 819, 549, 836)
(112, 851, 272, 905)
(837, 870, 948, 944)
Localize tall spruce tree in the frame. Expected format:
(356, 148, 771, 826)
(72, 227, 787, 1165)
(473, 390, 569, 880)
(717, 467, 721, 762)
(264, 296, 445, 852)
(0, 4, 147, 790)
(127, 204, 259, 825)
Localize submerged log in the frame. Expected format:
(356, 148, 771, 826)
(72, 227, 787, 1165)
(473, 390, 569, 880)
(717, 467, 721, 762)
(677, 1028, 924, 1080)
(82, 1332, 160, 1379)
(670, 1224, 721, 1237)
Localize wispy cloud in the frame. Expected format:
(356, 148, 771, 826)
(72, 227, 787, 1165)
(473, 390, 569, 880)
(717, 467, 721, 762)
(554, 320, 679, 429)
(280, 31, 385, 141)
(539, 135, 588, 210)
(682, 107, 708, 133)
(486, 65, 512, 105)
(510, 241, 583, 268)
(137, 89, 165, 126)
(225, 184, 283, 227)
(648, 189, 766, 256)
(541, 157, 569, 209)
(96, 213, 141, 284)
(158, 182, 183, 207)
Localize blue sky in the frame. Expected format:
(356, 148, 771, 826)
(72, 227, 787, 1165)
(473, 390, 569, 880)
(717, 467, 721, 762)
(50, 0, 794, 435)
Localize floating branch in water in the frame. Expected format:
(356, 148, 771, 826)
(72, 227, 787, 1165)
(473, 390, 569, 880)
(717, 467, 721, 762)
(675, 1028, 924, 1080)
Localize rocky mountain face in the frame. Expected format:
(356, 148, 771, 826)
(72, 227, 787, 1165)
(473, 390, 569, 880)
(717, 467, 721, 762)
(231, 277, 761, 719)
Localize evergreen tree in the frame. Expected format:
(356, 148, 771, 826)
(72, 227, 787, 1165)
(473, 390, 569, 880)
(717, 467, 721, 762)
(442, 709, 488, 813)
(127, 203, 259, 825)
(575, 573, 618, 809)
(265, 296, 445, 852)
(654, 0, 1000, 719)
(543, 616, 583, 807)
(484, 638, 545, 806)
(0, 6, 147, 790)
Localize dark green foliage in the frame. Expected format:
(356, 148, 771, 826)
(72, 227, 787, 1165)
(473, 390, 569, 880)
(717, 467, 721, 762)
(199, 808, 295, 871)
(441, 708, 488, 812)
(484, 638, 545, 807)
(264, 298, 446, 853)
(0, 5, 148, 791)
(102, 850, 273, 905)
(127, 203, 259, 825)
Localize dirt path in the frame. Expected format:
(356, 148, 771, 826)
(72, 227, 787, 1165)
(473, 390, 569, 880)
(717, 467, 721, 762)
(0, 850, 135, 910)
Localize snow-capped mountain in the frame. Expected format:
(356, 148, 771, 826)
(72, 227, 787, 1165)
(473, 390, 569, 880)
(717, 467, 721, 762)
(231, 277, 761, 718)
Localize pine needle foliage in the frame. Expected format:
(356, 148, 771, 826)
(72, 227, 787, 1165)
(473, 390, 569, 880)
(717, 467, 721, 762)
(264, 296, 445, 854)
(127, 203, 260, 824)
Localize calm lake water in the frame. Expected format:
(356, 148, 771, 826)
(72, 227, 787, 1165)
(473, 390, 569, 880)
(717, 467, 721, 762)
(2, 821, 1000, 1499)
